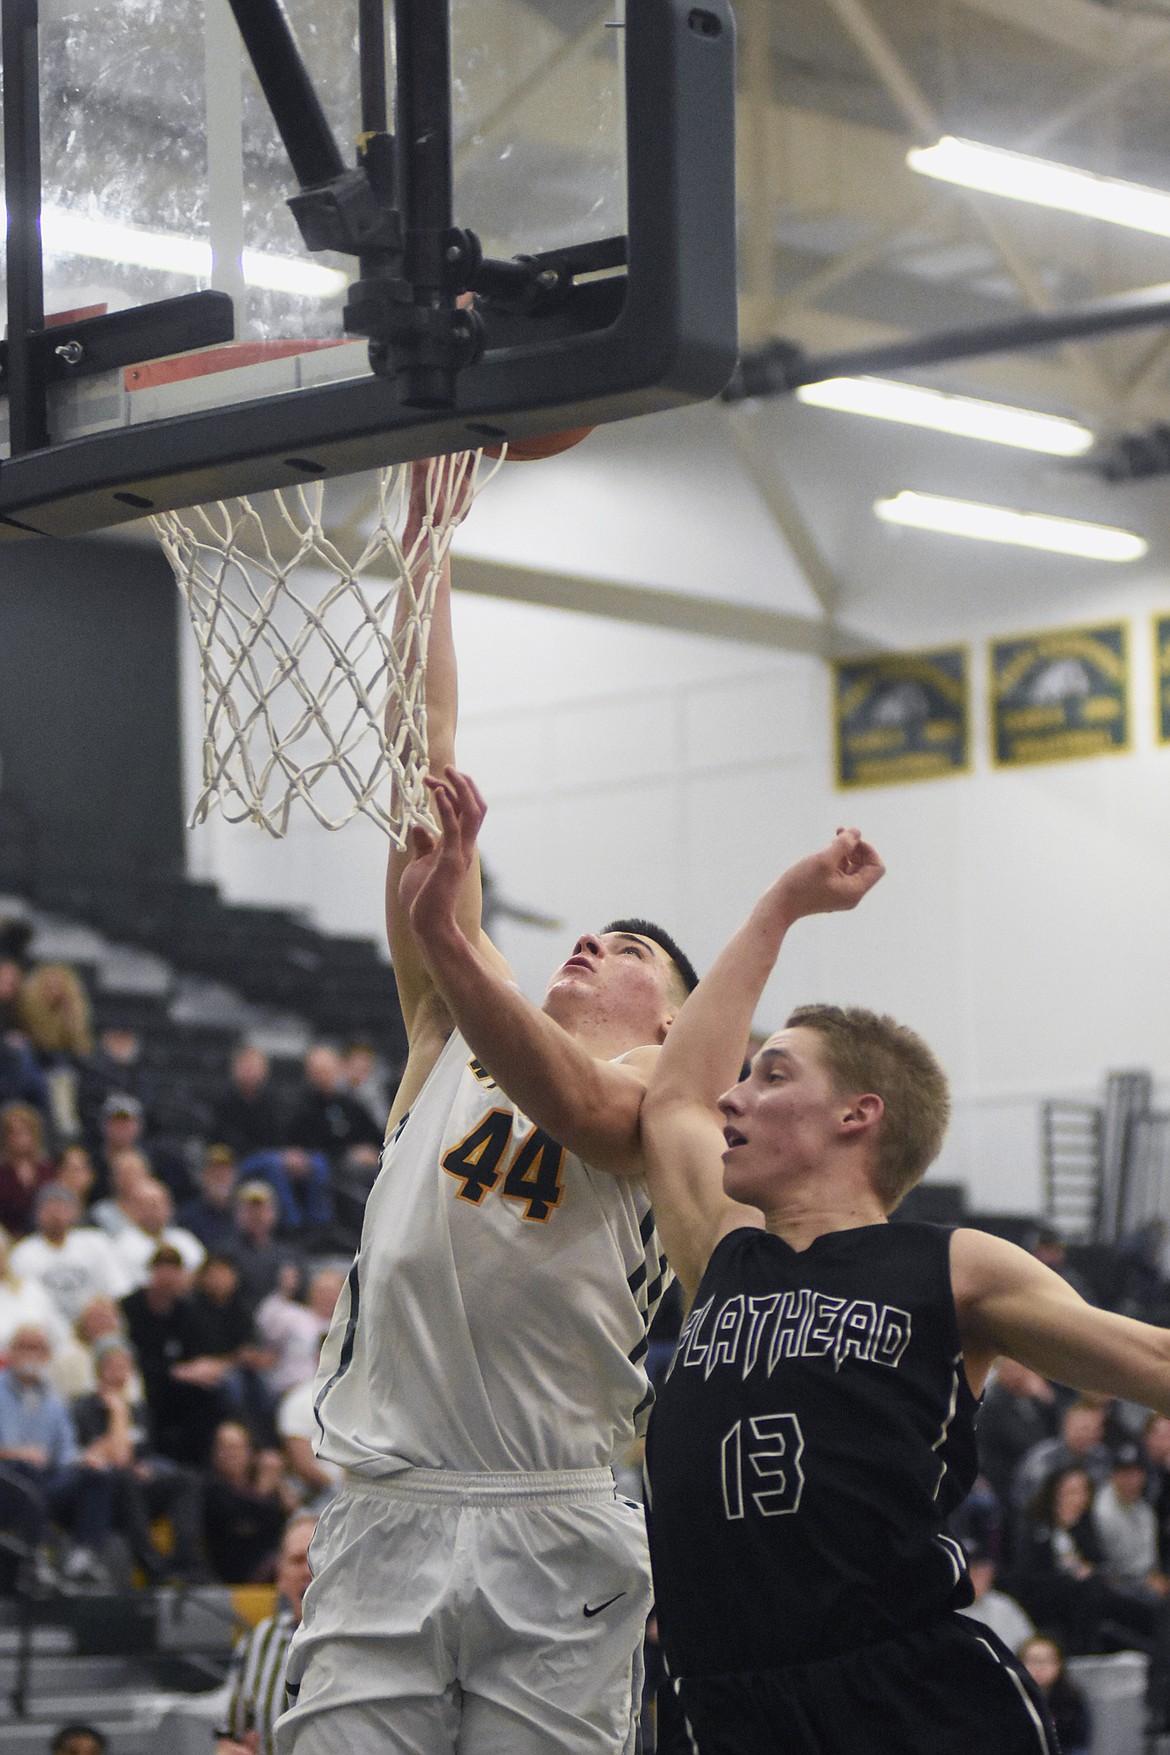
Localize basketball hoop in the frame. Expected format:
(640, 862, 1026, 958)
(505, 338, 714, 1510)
(152, 448, 501, 842)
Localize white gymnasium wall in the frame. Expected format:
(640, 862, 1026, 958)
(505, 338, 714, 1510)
(179, 418, 1170, 1219)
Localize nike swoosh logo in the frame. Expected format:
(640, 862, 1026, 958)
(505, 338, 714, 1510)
(583, 1593, 627, 1618)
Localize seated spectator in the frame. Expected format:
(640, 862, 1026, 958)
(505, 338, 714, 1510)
(50, 1294, 140, 1403)
(0, 922, 31, 1034)
(341, 1038, 391, 1130)
(0, 1324, 115, 1587)
(79, 1025, 155, 1146)
(948, 1471, 1004, 1564)
(228, 1183, 306, 1315)
(0, 1103, 56, 1239)
(16, 964, 92, 1146)
(50, 1726, 107, 1755)
(109, 1177, 204, 1288)
(257, 1265, 344, 1398)
(0, 1226, 69, 1353)
(53, 1146, 96, 1213)
(1019, 1634, 1091, 1755)
(10, 1185, 132, 1330)
(285, 1044, 382, 1169)
(1013, 1398, 1114, 1513)
(277, 1343, 341, 1508)
(212, 1046, 284, 1160)
(977, 1356, 1059, 1514)
(91, 1093, 191, 1206)
(71, 1335, 204, 1586)
(1011, 1464, 1160, 1653)
(1093, 1442, 1168, 1595)
(122, 1246, 219, 1467)
(202, 1420, 293, 1585)
(959, 1547, 1034, 1650)
(187, 1254, 274, 1443)
(91, 1147, 152, 1240)
(238, 1147, 333, 1238)
(217, 1512, 316, 1755)
(178, 1146, 240, 1254)
(1029, 1225, 1097, 1303)
(0, 1035, 47, 1118)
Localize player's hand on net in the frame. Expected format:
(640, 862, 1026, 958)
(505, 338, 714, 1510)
(400, 767, 487, 946)
(776, 828, 885, 920)
(406, 450, 477, 536)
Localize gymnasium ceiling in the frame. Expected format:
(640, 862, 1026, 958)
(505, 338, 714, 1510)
(68, 0, 1170, 639)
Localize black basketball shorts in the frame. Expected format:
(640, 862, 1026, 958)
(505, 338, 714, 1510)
(667, 1614, 1059, 1755)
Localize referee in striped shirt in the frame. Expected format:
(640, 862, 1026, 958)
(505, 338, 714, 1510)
(217, 1513, 317, 1755)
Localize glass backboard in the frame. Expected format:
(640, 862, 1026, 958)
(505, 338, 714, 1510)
(0, 0, 737, 536)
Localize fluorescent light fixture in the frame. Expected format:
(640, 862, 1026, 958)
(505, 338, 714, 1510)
(38, 205, 347, 299)
(797, 376, 1093, 455)
(908, 136, 1170, 240)
(874, 490, 1146, 562)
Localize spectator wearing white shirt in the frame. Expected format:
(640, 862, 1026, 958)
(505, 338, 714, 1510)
(960, 1549, 1035, 1651)
(277, 1345, 341, 1507)
(0, 1225, 69, 1353)
(10, 1186, 132, 1329)
(255, 1266, 346, 1397)
(1092, 1443, 1168, 1594)
(90, 1149, 152, 1241)
(108, 1179, 205, 1289)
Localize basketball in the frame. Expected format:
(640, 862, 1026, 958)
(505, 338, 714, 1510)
(481, 425, 596, 462)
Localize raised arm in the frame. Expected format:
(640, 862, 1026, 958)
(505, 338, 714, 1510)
(399, 768, 658, 1174)
(953, 1227, 1170, 1411)
(385, 459, 511, 1113)
(642, 830, 885, 1302)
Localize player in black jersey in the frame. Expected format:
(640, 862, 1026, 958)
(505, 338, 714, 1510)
(640, 831, 1170, 1755)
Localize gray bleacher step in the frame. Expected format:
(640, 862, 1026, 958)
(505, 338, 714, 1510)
(0, 1629, 73, 1656)
(0, 1654, 148, 1693)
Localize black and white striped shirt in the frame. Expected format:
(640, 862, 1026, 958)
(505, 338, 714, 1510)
(219, 1606, 295, 1754)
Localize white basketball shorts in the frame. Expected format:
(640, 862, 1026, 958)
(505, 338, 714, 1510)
(275, 1466, 652, 1755)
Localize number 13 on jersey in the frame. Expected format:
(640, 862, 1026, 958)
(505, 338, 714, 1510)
(721, 1412, 805, 1520)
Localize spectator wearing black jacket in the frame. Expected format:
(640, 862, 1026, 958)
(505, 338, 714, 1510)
(285, 1044, 382, 1170)
(121, 1246, 227, 1467)
(977, 1356, 1060, 1514)
(211, 1047, 284, 1161)
(1010, 1464, 1160, 1654)
(71, 1335, 204, 1585)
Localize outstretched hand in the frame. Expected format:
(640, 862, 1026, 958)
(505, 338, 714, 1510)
(775, 828, 885, 922)
(399, 767, 487, 948)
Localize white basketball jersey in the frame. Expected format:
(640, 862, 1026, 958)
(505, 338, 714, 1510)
(314, 1030, 670, 1476)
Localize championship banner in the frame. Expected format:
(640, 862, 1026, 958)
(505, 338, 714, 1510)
(990, 622, 1129, 768)
(1157, 616, 1170, 745)
(833, 647, 969, 789)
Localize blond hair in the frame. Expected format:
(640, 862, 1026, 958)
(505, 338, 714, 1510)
(0, 1101, 46, 1161)
(17, 964, 92, 1058)
(785, 1004, 950, 1211)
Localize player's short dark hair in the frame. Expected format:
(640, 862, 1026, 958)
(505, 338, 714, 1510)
(784, 1004, 949, 1211)
(601, 919, 699, 1002)
(51, 1726, 108, 1755)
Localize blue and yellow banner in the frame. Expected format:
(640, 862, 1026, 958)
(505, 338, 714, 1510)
(990, 622, 1129, 768)
(1156, 616, 1170, 745)
(833, 647, 969, 789)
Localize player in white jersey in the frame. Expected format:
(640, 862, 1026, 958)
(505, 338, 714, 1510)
(277, 462, 697, 1755)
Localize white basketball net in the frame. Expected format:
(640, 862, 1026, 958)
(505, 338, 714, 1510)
(152, 449, 501, 842)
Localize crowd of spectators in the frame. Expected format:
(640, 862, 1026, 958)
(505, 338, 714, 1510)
(0, 920, 392, 1594)
(949, 1221, 1170, 1736)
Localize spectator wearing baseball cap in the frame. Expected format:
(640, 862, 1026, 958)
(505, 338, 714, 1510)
(227, 1183, 306, 1315)
(178, 1146, 241, 1255)
(91, 1094, 191, 1207)
(1093, 1442, 1167, 1595)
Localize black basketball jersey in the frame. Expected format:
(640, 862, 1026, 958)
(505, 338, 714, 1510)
(645, 1221, 978, 1678)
